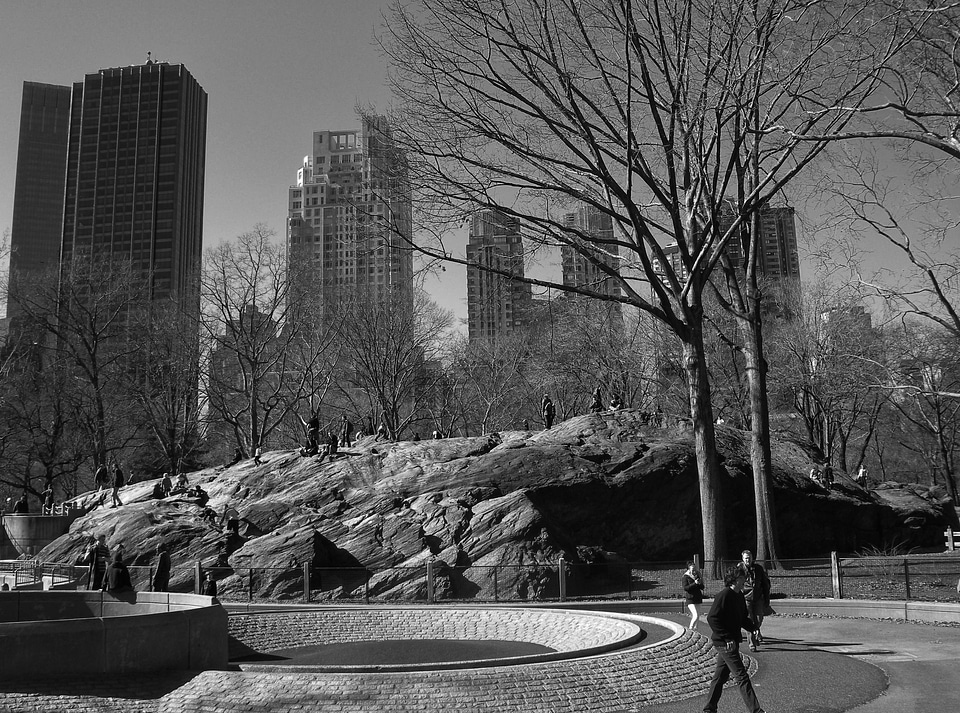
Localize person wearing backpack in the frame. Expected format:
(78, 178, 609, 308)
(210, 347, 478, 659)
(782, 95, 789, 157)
(682, 561, 705, 630)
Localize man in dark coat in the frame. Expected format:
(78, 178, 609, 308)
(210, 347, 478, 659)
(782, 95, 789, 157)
(540, 394, 556, 429)
(102, 552, 133, 593)
(86, 534, 110, 590)
(152, 544, 171, 592)
(702, 568, 765, 713)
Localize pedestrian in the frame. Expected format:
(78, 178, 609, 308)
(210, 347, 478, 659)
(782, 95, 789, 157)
(609, 393, 623, 410)
(86, 534, 111, 590)
(201, 571, 218, 599)
(702, 567, 766, 713)
(110, 462, 124, 508)
(151, 544, 171, 592)
(13, 494, 29, 514)
(254, 445, 262, 465)
(855, 465, 867, 485)
(822, 461, 834, 487)
(522, 419, 530, 431)
(682, 561, 705, 630)
(735, 549, 771, 651)
(339, 414, 353, 448)
(589, 385, 603, 413)
(173, 472, 189, 493)
(221, 503, 241, 536)
(94, 463, 110, 503)
(41, 485, 54, 515)
(308, 412, 320, 451)
(540, 394, 556, 429)
(160, 472, 173, 497)
(102, 552, 133, 593)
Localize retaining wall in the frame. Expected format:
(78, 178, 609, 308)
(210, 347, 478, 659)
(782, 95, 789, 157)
(0, 591, 227, 678)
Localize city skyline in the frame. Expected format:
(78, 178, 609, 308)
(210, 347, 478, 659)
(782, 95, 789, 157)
(0, 1, 934, 330)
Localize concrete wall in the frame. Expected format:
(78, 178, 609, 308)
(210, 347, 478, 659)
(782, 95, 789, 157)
(0, 591, 228, 678)
(1, 514, 77, 556)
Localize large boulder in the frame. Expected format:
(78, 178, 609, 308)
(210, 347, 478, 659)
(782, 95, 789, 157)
(39, 410, 954, 599)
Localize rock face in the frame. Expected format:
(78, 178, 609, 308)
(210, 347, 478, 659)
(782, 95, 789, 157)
(39, 410, 954, 600)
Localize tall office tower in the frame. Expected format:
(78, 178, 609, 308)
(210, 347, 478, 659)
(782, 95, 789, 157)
(466, 209, 532, 342)
(561, 205, 621, 299)
(60, 60, 207, 306)
(6, 82, 72, 319)
(286, 117, 413, 314)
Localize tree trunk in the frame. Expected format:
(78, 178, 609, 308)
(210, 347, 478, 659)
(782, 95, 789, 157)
(681, 333, 726, 577)
(739, 312, 781, 567)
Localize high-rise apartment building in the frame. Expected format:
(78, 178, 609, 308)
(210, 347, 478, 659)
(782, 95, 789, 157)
(654, 205, 800, 282)
(60, 61, 208, 305)
(286, 117, 413, 314)
(466, 209, 532, 342)
(561, 205, 621, 299)
(6, 82, 72, 319)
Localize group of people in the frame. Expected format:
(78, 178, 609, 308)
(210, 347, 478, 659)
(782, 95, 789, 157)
(683, 549, 772, 713)
(808, 462, 835, 488)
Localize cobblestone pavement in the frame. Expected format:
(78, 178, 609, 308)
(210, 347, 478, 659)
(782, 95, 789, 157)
(0, 621, 725, 712)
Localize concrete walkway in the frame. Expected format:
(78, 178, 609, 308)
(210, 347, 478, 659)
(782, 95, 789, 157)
(645, 612, 960, 713)
(1, 608, 958, 711)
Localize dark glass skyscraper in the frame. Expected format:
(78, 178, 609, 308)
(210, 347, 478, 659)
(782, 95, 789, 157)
(6, 82, 71, 318)
(61, 61, 207, 304)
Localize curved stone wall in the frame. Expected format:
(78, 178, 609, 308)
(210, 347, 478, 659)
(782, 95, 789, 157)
(229, 607, 647, 670)
(0, 591, 227, 678)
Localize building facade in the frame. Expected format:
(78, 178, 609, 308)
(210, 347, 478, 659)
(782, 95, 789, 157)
(466, 209, 532, 342)
(60, 61, 207, 306)
(654, 205, 800, 283)
(286, 117, 413, 316)
(6, 82, 72, 319)
(561, 204, 622, 299)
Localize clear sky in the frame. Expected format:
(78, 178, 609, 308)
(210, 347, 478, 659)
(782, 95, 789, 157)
(0, 0, 470, 320)
(0, 1, 949, 327)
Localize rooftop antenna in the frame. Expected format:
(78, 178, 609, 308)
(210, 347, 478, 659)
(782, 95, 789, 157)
(146, 51, 153, 65)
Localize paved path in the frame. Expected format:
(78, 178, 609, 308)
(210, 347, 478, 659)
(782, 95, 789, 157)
(1, 610, 958, 712)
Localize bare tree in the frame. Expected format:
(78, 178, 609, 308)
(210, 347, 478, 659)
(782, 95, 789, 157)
(202, 225, 340, 455)
(379, 0, 906, 566)
(336, 289, 453, 439)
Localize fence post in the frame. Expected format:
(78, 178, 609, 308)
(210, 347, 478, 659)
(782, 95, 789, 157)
(558, 556, 566, 602)
(426, 558, 435, 604)
(903, 558, 911, 600)
(364, 573, 370, 604)
(494, 566, 499, 602)
(830, 551, 843, 599)
(303, 562, 310, 603)
(194, 561, 202, 594)
(947, 526, 955, 551)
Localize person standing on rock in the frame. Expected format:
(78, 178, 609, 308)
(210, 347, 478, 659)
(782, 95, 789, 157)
(110, 462, 125, 508)
(735, 549, 771, 651)
(221, 504, 241, 536)
(541, 394, 556, 429)
(152, 544, 171, 592)
(589, 385, 603, 413)
(339, 414, 354, 448)
(703, 568, 765, 713)
(682, 561, 705, 630)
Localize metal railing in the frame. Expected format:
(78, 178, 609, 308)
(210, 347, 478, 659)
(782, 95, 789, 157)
(4, 553, 959, 605)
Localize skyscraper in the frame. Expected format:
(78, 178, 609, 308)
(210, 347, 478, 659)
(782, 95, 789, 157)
(466, 209, 531, 342)
(286, 117, 413, 314)
(654, 205, 801, 283)
(561, 205, 622, 300)
(60, 60, 208, 306)
(6, 82, 71, 319)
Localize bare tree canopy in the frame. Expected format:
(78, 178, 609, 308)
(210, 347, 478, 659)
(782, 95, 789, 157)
(379, 0, 914, 564)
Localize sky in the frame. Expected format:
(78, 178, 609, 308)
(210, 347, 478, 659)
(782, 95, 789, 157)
(0, 1, 950, 328)
(0, 0, 471, 320)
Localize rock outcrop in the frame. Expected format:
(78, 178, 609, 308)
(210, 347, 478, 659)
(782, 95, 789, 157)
(39, 410, 954, 600)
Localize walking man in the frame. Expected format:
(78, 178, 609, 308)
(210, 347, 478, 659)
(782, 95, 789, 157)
(152, 544, 171, 592)
(735, 549, 771, 651)
(703, 568, 766, 713)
